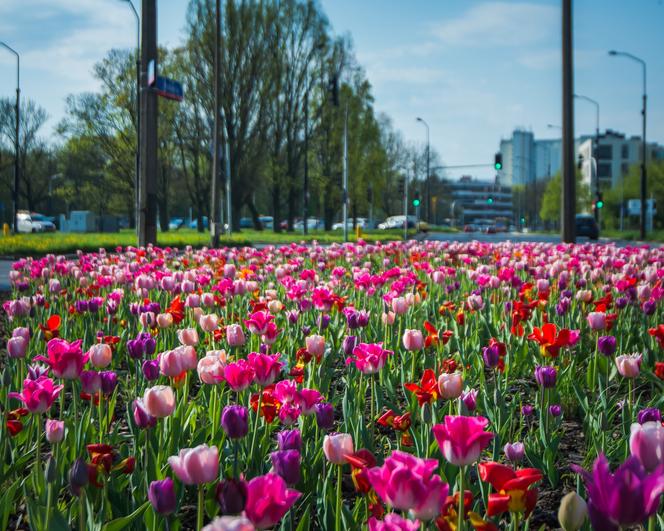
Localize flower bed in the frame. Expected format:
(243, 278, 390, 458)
(2, 240, 664, 530)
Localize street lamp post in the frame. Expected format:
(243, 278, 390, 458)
(119, 0, 140, 236)
(0, 42, 20, 233)
(609, 50, 647, 239)
(574, 94, 600, 222)
(416, 117, 430, 223)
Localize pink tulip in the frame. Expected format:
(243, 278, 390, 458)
(244, 473, 301, 529)
(9, 376, 63, 414)
(323, 433, 354, 465)
(35, 338, 88, 379)
(185, 294, 201, 308)
(224, 360, 255, 392)
(156, 313, 174, 329)
(630, 421, 664, 472)
(278, 403, 301, 426)
(168, 444, 219, 485)
(202, 516, 255, 531)
(381, 311, 396, 325)
(89, 343, 113, 368)
(223, 264, 236, 279)
(226, 324, 246, 347)
(248, 353, 283, 386)
(298, 388, 323, 415)
(616, 353, 642, 378)
(7, 336, 27, 358)
(466, 294, 484, 311)
(368, 513, 420, 531)
(159, 345, 198, 377)
(261, 322, 281, 345)
(391, 297, 408, 315)
(12, 326, 30, 342)
(438, 372, 463, 400)
(143, 385, 176, 418)
(402, 329, 424, 351)
(244, 311, 274, 336)
(305, 334, 326, 361)
(140, 312, 156, 329)
(274, 379, 299, 404)
(201, 292, 216, 307)
(432, 415, 494, 466)
(197, 352, 227, 385)
(177, 328, 199, 346)
(346, 343, 392, 375)
(586, 312, 607, 331)
(367, 450, 448, 520)
(45, 419, 65, 443)
(199, 314, 219, 333)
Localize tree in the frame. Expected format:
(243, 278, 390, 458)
(539, 170, 589, 225)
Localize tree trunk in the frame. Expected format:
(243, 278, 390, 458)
(272, 182, 282, 233)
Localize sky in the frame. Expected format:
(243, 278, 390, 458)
(1, 0, 663, 180)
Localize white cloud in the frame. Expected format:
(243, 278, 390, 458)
(432, 1, 558, 48)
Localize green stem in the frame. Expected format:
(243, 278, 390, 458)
(248, 393, 262, 466)
(458, 466, 465, 531)
(197, 485, 204, 530)
(335, 464, 343, 531)
(79, 490, 86, 531)
(45, 483, 53, 529)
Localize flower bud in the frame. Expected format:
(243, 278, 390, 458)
(215, 478, 247, 515)
(558, 492, 587, 531)
(44, 456, 57, 484)
(221, 405, 249, 439)
(69, 458, 89, 496)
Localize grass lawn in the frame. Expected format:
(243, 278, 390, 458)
(0, 228, 409, 257)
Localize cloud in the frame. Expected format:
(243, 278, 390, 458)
(432, 1, 558, 48)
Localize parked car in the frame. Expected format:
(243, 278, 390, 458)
(169, 218, 185, 230)
(239, 217, 254, 229)
(293, 217, 322, 230)
(332, 217, 367, 230)
(16, 211, 52, 233)
(29, 213, 57, 232)
(258, 216, 274, 229)
(575, 214, 599, 240)
(378, 216, 418, 230)
(189, 216, 209, 229)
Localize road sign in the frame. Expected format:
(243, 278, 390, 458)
(155, 76, 184, 102)
(147, 59, 156, 87)
(627, 199, 656, 216)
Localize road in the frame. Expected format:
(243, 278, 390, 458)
(0, 232, 656, 291)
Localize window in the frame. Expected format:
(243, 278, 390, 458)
(598, 163, 612, 178)
(621, 163, 629, 175)
(621, 144, 629, 159)
(596, 145, 612, 160)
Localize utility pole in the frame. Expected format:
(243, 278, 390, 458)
(225, 139, 232, 235)
(210, 0, 221, 247)
(403, 173, 409, 241)
(561, 0, 575, 243)
(138, 0, 158, 246)
(303, 88, 309, 235)
(342, 105, 348, 242)
(416, 117, 430, 223)
(0, 42, 19, 233)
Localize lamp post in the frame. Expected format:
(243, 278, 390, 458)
(119, 0, 140, 236)
(416, 117, 430, 223)
(575, 94, 600, 222)
(0, 41, 19, 233)
(609, 50, 647, 239)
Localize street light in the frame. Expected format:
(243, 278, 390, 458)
(118, 0, 141, 236)
(575, 93, 600, 222)
(609, 50, 647, 239)
(416, 117, 430, 223)
(0, 41, 20, 233)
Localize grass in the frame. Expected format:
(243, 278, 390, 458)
(0, 228, 408, 257)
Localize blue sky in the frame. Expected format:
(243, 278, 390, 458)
(1, 0, 662, 180)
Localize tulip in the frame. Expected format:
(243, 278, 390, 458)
(367, 450, 449, 520)
(558, 492, 587, 531)
(277, 430, 302, 451)
(381, 311, 396, 325)
(200, 314, 219, 333)
(342, 335, 357, 357)
(586, 311, 607, 331)
(521, 404, 535, 417)
(504, 442, 525, 463)
(615, 353, 642, 378)
(461, 389, 478, 412)
(274, 379, 299, 404)
(142, 358, 160, 381)
(323, 433, 354, 465)
(203, 516, 255, 531)
(368, 514, 420, 531)
(12, 326, 30, 342)
(247, 353, 283, 386)
(244, 473, 301, 529)
(572, 453, 664, 529)
(132, 398, 157, 429)
(177, 328, 199, 346)
(226, 324, 246, 347)
(437, 372, 463, 400)
(346, 343, 392, 374)
(80, 370, 101, 394)
(637, 408, 662, 424)
(534, 365, 557, 388)
(168, 444, 219, 485)
(156, 313, 174, 329)
(9, 376, 63, 414)
(221, 405, 249, 439)
(597, 335, 617, 356)
(216, 478, 248, 515)
(224, 360, 255, 392)
(270, 449, 301, 485)
(278, 403, 301, 426)
(143, 385, 176, 418)
(198, 352, 226, 385)
(391, 297, 408, 315)
(160, 345, 198, 377)
(35, 338, 88, 379)
(315, 402, 335, 430)
(549, 404, 562, 417)
(402, 329, 424, 351)
(305, 334, 326, 360)
(244, 311, 274, 336)
(478, 461, 542, 516)
(630, 421, 664, 472)
(432, 415, 494, 466)
(89, 343, 112, 368)
(149, 478, 177, 515)
(45, 419, 65, 443)
(69, 458, 89, 496)
(298, 388, 323, 415)
(7, 336, 27, 359)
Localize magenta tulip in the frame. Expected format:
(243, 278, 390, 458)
(244, 473, 301, 529)
(9, 376, 63, 414)
(630, 421, 664, 472)
(432, 415, 494, 466)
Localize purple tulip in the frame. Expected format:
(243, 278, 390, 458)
(315, 402, 335, 430)
(521, 404, 535, 417)
(461, 389, 478, 412)
(572, 454, 664, 529)
(342, 336, 358, 357)
(216, 478, 247, 515)
(615, 296, 628, 309)
(286, 310, 299, 324)
(69, 458, 89, 496)
(317, 314, 331, 330)
(534, 365, 557, 388)
(148, 478, 176, 515)
(80, 370, 101, 394)
(142, 358, 160, 381)
(126, 339, 144, 359)
(548, 404, 562, 417)
(642, 300, 656, 316)
(482, 344, 500, 368)
(221, 405, 249, 439)
(638, 408, 662, 425)
(504, 442, 525, 463)
(132, 399, 157, 429)
(598, 336, 617, 356)
(100, 371, 118, 395)
(270, 449, 301, 485)
(277, 429, 302, 451)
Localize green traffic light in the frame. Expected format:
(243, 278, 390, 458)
(520, 217, 526, 224)
(412, 199, 420, 207)
(494, 162, 502, 170)
(596, 200, 604, 209)
(487, 197, 494, 205)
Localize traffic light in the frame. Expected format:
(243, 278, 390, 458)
(412, 191, 421, 207)
(494, 153, 503, 171)
(397, 178, 405, 196)
(487, 196, 494, 205)
(596, 193, 604, 209)
(520, 216, 526, 224)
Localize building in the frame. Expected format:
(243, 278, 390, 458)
(578, 129, 664, 190)
(446, 175, 512, 226)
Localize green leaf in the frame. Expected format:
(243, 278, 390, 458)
(295, 506, 310, 531)
(101, 501, 150, 531)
